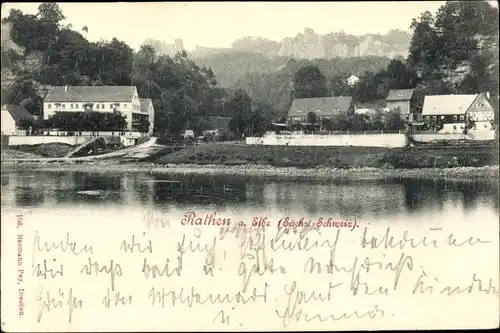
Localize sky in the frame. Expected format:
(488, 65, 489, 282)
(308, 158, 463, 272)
(1, 2, 497, 51)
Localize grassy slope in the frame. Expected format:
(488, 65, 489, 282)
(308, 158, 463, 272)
(6, 143, 75, 158)
(155, 143, 499, 169)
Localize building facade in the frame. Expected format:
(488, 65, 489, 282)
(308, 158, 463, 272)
(385, 89, 415, 120)
(288, 96, 354, 123)
(422, 93, 495, 133)
(43, 86, 152, 132)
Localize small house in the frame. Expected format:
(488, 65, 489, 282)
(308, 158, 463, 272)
(347, 75, 359, 87)
(1, 104, 34, 136)
(288, 96, 354, 123)
(385, 89, 416, 120)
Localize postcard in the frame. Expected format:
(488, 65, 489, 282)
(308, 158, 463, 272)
(1, 1, 499, 332)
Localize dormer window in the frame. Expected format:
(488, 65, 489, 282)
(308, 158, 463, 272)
(296, 109, 303, 113)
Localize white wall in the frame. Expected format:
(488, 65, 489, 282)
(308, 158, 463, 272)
(8, 136, 89, 146)
(1, 112, 16, 135)
(44, 130, 145, 137)
(246, 133, 408, 148)
(439, 123, 466, 134)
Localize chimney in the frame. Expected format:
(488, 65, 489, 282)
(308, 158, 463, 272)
(486, 91, 490, 99)
(64, 85, 68, 92)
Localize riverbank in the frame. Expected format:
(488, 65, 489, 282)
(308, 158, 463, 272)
(2, 160, 498, 181)
(155, 143, 499, 169)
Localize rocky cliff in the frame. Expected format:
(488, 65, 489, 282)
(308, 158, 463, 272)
(277, 28, 410, 59)
(144, 27, 411, 60)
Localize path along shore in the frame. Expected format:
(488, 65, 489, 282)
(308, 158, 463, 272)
(2, 160, 498, 181)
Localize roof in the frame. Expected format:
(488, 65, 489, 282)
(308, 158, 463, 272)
(288, 96, 353, 117)
(208, 116, 231, 130)
(139, 98, 153, 112)
(1, 104, 34, 122)
(422, 94, 478, 115)
(44, 86, 137, 103)
(386, 89, 415, 101)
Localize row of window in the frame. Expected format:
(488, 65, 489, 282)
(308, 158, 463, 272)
(48, 110, 129, 119)
(295, 109, 340, 113)
(424, 115, 465, 121)
(47, 103, 131, 109)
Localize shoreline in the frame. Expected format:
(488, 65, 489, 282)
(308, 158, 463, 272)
(1, 160, 498, 181)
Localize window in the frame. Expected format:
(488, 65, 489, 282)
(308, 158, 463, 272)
(70, 104, 73, 109)
(425, 116, 429, 120)
(110, 104, 113, 108)
(459, 115, 465, 121)
(477, 103, 485, 107)
(453, 115, 457, 120)
(441, 116, 445, 119)
(453, 125, 456, 130)
(96, 104, 100, 109)
(48, 104, 51, 109)
(432, 116, 437, 120)
(484, 124, 488, 128)
(460, 126, 464, 129)
(76, 104, 79, 109)
(102, 104, 105, 109)
(124, 104, 128, 109)
(296, 109, 303, 113)
(62, 104, 66, 109)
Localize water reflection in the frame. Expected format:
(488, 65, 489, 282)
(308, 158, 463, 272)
(1, 171, 498, 217)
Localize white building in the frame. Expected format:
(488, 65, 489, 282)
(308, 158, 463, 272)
(43, 86, 153, 132)
(347, 75, 359, 87)
(1, 104, 34, 136)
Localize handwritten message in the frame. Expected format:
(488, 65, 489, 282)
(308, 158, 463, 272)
(1, 210, 498, 331)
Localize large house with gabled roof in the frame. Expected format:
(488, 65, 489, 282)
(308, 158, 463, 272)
(422, 93, 495, 133)
(43, 85, 153, 132)
(288, 96, 354, 123)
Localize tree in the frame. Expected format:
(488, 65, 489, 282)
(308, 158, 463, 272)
(138, 118, 150, 134)
(293, 65, 328, 98)
(228, 89, 252, 137)
(37, 3, 65, 25)
(307, 111, 317, 124)
(383, 110, 406, 131)
(82, 26, 88, 38)
(408, 11, 442, 78)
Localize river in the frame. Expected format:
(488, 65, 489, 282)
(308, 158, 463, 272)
(1, 170, 498, 224)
